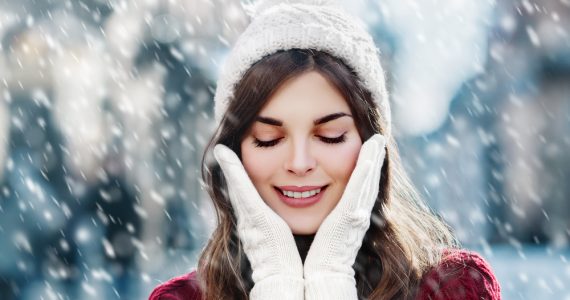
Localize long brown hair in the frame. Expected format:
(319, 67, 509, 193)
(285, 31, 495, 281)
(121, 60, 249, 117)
(197, 49, 458, 299)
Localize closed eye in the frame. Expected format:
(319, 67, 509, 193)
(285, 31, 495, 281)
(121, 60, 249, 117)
(253, 133, 347, 148)
(318, 134, 346, 144)
(253, 137, 283, 148)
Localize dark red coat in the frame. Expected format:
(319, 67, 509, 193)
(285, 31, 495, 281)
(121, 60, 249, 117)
(149, 248, 501, 299)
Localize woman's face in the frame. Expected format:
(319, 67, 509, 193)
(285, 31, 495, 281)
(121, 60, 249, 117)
(240, 71, 363, 234)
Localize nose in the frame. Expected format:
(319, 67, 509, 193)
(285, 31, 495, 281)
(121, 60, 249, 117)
(284, 139, 316, 176)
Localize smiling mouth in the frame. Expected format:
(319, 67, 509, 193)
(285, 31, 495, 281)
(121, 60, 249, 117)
(273, 185, 329, 199)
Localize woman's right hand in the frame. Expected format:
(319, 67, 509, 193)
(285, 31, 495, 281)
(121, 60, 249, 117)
(213, 144, 304, 300)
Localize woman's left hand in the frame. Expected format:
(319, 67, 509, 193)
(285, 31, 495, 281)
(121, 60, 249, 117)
(303, 133, 387, 300)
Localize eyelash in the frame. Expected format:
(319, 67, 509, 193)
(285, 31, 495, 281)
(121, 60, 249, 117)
(253, 134, 347, 148)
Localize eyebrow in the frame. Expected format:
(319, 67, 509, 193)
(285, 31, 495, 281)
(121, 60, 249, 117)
(255, 112, 352, 126)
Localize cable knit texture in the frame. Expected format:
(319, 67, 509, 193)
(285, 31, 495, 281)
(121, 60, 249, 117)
(249, 275, 304, 299)
(213, 145, 304, 299)
(214, 0, 391, 137)
(304, 274, 358, 299)
(148, 248, 501, 300)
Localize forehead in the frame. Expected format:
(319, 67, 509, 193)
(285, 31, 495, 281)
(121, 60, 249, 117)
(257, 71, 351, 120)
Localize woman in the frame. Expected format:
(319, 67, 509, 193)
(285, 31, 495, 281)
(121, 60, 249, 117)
(150, 1, 501, 299)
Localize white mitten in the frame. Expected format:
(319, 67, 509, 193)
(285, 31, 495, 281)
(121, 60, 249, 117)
(303, 134, 387, 299)
(214, 145, 304, 300)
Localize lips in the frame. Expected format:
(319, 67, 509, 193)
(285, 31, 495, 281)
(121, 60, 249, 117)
(276, 185, 325, 192)
(273, 185, 329, 208)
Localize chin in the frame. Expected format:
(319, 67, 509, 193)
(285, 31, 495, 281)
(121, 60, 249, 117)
(288, 222, 319, 235)
(291, 228, 317, 235)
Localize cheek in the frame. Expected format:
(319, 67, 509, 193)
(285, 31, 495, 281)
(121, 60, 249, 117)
(317, 140, 362, 183)
(241, 143, 282, 183)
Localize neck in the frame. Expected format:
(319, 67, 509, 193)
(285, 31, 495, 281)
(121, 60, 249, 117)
(293, 233, 316, 264)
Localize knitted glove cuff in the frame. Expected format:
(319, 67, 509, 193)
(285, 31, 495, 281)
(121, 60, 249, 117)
(305, 274, 358, 300)
(250, 275, 304, 300)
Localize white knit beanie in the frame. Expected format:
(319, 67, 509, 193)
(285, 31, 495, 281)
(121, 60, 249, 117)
(214, 0, 391, 137)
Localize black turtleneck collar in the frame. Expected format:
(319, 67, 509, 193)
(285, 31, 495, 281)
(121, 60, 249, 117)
(293, 234, 316, 263)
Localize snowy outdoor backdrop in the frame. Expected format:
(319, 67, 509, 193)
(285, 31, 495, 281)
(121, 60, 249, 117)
(0, 0, 569, 299)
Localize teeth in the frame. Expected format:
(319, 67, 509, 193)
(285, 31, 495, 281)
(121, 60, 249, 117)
(281, 188, 322, 199)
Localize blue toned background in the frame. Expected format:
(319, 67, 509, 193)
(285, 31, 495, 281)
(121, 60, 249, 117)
(0, 0, 568, 299)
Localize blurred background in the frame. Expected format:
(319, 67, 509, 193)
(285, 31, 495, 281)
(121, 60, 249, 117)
(0, 0, 568, 299)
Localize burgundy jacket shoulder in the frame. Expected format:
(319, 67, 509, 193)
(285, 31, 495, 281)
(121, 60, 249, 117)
(148, 270, 202, 300)
(415, 248, 501, 300)
(148, 248, 501, 300)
